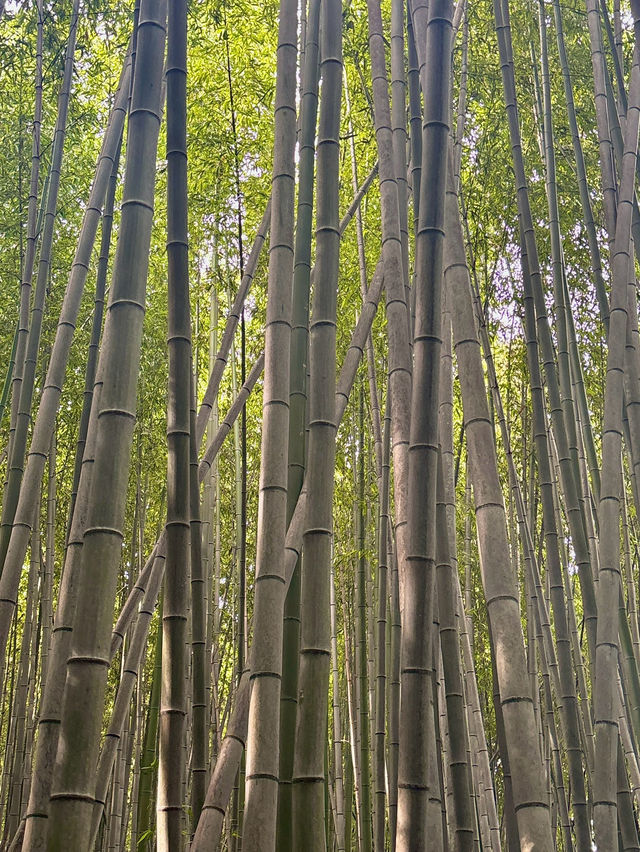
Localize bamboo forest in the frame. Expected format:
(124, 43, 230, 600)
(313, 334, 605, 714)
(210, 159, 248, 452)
(3, 0, 640, 851)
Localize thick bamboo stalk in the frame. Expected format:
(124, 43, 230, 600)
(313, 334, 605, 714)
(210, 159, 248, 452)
(445, 156, 553, 847)
(397, 3, 452, 847)
(46, 0, 167, 844)
(21, 365, 103, 851)
(241, 0, 297, 841)
(278, 3, 320, 837)
(291, 5, 342, 843)
(0, 56, 131, 674)
(594, 17, 640, 847)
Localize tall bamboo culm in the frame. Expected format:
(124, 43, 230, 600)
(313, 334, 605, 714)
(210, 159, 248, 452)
(157, 0, 190, 846)
(291, 1, 342, 845)
(241, 0, 297, 844)
(46, 1, 167, 845)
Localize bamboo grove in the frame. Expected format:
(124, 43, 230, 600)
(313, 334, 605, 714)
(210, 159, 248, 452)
(3, 0, 640, 849)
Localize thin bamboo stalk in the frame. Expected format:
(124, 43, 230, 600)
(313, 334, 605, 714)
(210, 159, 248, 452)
(157, 0, 191, 843)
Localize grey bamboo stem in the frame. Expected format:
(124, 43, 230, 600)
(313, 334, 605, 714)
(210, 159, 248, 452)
(241, 0, 297, 842)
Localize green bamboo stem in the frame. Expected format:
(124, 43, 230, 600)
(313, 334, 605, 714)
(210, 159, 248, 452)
(46, 0, 167, 844)
(0, 57, 131, 671)
(89, 551, 165, 847)
(0, 324, 18, 431)
(330, 558, 346, 851)
(190, 374, 207, 832)
(373, 395, 390, 852)
(136, 602, 162, 852)
(0, 0, 79, 573)
(355, 384, 372, 852)
(495, 0, 598, 674)
(7, 0, 43, 464)
(21, 367, 104, 850)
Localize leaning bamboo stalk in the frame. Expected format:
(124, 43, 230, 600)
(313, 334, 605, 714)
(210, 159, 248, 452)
(7, 0, 43, 463)
(40, 430, 55, 692)
(46, 0, 167, 845)
(537, 0, 582, 526)
(4, 510, 39, 845)
(0, 54, 132, 674)
(68, 125, 124, 538)
(594, 23, 640, 846)
(444, 158, 552, 846)
(195, 201, 270, 444)
(487, 282, 588, 843)
(110, 352, 265, 670)
(0, 0, 80, 571)
(506, 73, 592, 836)
(390, 0, 409, 303)
(88, 551, 165, 847)
(584, 0, 618, 250)
(0, 324, 18, 434)
(344, 80, 382, 479)
(21, 371, 104, 850)
(452, 0, 467, 191)
(495, 0, 600, 674)
(551, 0, 608, 335)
